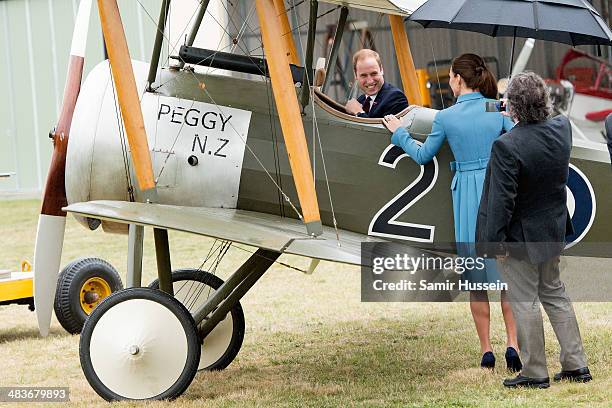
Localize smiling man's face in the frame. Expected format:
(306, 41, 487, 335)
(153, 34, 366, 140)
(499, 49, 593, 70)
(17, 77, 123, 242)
(355, 56, 384, 96)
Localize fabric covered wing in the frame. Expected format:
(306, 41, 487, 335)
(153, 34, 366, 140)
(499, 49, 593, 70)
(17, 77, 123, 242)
(318, 0, 427, 16)
(64, 200, 391, 266)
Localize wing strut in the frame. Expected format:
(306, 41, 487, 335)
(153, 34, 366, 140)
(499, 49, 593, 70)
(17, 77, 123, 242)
(98, 0, 179, 293)
(97, 0, 156, 199)
(255, 0, 323, 237)
(389, 15, 423, 106)
(273, 0, 299, 65)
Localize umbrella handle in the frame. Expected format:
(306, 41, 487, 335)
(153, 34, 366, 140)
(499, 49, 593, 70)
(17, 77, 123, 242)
(508, 27, 517, 84)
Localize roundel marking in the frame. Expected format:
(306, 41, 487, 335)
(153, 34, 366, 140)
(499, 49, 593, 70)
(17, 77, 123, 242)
(565, 163, 596, 249)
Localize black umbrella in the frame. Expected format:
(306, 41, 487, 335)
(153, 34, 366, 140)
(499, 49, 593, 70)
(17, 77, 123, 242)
(409, 0, 612, 46)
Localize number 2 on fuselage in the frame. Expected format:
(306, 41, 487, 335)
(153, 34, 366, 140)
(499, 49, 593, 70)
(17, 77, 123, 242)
(368, 144, 438, 243)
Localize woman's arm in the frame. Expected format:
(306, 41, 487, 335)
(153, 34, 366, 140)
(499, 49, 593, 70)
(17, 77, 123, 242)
(387, 114, 447, 165)
(502, 114, 516, 132)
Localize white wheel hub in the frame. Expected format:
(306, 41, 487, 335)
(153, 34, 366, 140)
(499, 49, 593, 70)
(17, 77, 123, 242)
(89, 298, 189, 399)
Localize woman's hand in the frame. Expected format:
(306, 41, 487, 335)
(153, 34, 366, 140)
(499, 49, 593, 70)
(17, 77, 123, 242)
(382, 115, 402, 133)
(499, 98, 512, 118)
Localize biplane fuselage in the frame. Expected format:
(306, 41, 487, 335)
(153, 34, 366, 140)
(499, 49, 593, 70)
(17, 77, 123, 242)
(31, 0, 611, 401)
(66, 60, 611, 257)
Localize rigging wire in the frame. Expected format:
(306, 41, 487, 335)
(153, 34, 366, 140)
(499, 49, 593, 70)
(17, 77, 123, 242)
(168, 1, 203, 59)
(261, 38, 287, 218)
(232, 243, 308, 273)
(147, 10, 272, 89)
(171, 239, 232, 316)
(132, 0, 338, 227)
(290, 0, 341, 244)
(125, 0, 349, 273)
(205, 2, 258, 76)
(165, 3, 170, 76)
(200, 84, 305, 221)
(259, 0, 290, 218)
(135, 0, 263, 79)
(154, 97, 199, 182)
(133, 0, 303, 219)
(88, 0, 322, 282)
(428, 34, 445, 109)
(194, 0, 254, 77)
(243, 6, 340, 60)
(107, 67, 135, 202)
(172, 237, 309, 316)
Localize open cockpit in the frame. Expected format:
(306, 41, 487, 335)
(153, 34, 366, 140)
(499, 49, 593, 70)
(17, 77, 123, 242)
(175, 45, 413, 125)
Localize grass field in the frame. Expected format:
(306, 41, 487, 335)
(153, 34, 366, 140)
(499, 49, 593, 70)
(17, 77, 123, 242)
(0, 199, 610, 407)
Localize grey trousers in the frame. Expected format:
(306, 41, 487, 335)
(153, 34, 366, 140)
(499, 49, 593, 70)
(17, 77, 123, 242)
(499, 256, 587, 378)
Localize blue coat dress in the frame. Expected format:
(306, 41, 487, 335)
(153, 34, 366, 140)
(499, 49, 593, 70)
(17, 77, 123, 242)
(391, 92, 515, 283)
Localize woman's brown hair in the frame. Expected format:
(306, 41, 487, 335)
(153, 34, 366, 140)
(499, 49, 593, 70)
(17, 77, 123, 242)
(451, 53, 498, 99)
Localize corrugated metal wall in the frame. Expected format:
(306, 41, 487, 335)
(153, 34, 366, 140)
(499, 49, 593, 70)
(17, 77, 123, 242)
(236, 0, 609, 101)
(0, 0, 160, 194)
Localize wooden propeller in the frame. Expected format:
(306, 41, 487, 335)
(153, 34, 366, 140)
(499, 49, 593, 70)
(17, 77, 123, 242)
(34, 0, 93, 336)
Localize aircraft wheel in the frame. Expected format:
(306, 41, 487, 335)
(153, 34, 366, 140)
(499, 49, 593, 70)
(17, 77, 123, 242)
(149, 269, 245, 371)
(54, 257, 123, 334)
(80, 288, 200, 401)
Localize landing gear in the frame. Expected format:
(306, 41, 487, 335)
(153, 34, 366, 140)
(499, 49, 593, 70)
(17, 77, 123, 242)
(78, 225, 279, 401)
(54, 258, 123, 334)
(149, 269, 245, 371)
(79, 288, 200, 401)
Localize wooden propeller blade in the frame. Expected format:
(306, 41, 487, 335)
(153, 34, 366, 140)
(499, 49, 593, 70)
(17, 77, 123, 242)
(34, 0, 93, 336)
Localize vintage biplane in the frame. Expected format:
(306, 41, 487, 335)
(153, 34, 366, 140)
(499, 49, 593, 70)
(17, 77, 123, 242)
(31, 0, 611, 401)
(553, 48, 612, 144)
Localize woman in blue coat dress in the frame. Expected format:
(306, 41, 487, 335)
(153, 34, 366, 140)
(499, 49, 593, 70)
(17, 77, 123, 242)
(383, 54, 521, 371)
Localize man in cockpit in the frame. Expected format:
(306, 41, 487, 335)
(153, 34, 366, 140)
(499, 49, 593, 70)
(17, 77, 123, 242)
(345, 49, 409, 118)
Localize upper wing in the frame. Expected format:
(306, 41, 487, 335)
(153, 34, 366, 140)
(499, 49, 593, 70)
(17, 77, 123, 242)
(318, 0, 427, 16)
(64, 200, 393, 266)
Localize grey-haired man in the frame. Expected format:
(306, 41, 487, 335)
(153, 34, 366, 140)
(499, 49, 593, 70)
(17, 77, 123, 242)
(476, 72, 591, 389)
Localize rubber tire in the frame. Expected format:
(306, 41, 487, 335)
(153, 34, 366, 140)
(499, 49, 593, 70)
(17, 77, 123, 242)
(54, 257, 123, 334)
(79, 288, 201, 401)
(149, 269, 245, 371)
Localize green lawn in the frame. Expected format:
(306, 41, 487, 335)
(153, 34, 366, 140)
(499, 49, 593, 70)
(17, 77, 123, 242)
(0, 199, 610, 407)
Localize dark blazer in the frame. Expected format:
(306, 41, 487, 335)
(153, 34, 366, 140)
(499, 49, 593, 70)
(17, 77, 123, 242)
(476, 115, 574, 264)
(605, 113, 612, 168)
(357, 82, 408, 118)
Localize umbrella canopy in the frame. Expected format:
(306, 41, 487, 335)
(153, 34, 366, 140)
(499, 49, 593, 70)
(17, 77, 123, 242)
(409, 0, 612, 46)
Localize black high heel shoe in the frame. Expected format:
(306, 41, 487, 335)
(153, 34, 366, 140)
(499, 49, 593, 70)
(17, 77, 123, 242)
(481, 351, 495, 369)
(505, 347, 523, 372)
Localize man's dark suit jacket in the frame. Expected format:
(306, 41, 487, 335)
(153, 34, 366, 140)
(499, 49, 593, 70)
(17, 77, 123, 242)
(476, 115, 574, 264)
(356, 82, 408, 118)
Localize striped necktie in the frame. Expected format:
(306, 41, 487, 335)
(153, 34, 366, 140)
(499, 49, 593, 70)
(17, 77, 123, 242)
(363, 96, 371, 114)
